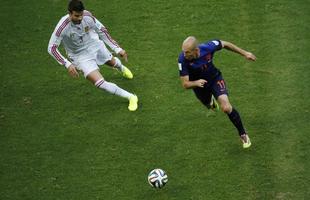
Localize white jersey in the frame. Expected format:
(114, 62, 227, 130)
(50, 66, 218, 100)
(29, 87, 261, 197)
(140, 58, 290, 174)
(48, 10, 123, 68)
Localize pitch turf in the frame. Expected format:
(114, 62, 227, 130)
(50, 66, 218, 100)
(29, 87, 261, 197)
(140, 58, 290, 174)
(1, 0, 309, 199)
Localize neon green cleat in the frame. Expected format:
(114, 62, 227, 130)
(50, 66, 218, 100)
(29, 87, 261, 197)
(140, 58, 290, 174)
(128, 95, 138, 111)
(240, 134, 251, 148)
(122, 66, 133, 79)
(210, 95, 219, 111)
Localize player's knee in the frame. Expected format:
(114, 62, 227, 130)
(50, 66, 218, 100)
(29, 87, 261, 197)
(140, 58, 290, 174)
(221, 104, 232, 113)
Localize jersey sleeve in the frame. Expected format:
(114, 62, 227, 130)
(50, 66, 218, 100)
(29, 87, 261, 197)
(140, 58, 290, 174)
(178, 57, 189, 77)
(84, 11, 123, 54)
(206, 39, 222, 53)
(47, 18, 72, 68)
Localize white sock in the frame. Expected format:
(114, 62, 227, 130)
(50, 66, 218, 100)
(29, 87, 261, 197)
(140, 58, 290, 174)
(95, 79, 133, 99)
(113, 57, 124, 71)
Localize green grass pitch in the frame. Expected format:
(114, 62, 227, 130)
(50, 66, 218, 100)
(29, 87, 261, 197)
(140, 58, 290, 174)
(0, 0, 309, 199)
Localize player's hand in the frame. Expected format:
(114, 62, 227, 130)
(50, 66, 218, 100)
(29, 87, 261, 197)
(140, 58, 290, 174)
(118, 50, 128, 62)
(244, 52, 256, 61)
(68, 64, 79, 78)
(195, 79, 207, 88)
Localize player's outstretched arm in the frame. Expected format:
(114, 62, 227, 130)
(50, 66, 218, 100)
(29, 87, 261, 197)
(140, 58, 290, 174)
(221, 40, 256, 61)
(88, 13, 124, 55)
(85, 12, 128, 62)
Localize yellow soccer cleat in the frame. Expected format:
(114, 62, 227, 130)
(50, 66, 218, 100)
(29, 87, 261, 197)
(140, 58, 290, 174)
(128, 95, 138, 111)
(122, 66, 133, 79)
(210, 95, 219, 111)
(240, 134, 251, 149)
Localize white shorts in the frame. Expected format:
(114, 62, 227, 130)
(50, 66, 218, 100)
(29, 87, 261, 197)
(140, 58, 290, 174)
(73, 41, 113, 77)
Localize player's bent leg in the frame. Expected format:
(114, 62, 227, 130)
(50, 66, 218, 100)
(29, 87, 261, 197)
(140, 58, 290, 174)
(106, 57, 133, 79)
(87, 70, 138, 111)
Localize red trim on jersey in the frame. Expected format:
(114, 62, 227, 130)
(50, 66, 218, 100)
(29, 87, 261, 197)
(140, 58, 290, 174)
(51, 44, 65, 65)
(56, 18, 70, 37)
(100, 27, 119, 47)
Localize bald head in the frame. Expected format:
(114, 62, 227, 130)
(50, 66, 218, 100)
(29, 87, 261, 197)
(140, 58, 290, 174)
(182, 36, 198, 51)
(182, 36, 199, 60)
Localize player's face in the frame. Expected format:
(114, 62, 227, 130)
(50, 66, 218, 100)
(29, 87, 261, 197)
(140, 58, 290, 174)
(70, 11, 84, 24)
(183, 47, 199, 60)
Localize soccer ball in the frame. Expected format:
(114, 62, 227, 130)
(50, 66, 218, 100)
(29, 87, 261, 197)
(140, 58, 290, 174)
(147, 168, 168, 188)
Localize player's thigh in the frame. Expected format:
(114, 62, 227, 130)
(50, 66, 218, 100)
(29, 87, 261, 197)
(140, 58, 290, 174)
(211, 75, 232, 112)
(77, 60, 100, 78)
(96, 42, 113, 65)
(211, 75, 228, 99)
(193, 87, 212, 106)
(217, 94, 230, 106)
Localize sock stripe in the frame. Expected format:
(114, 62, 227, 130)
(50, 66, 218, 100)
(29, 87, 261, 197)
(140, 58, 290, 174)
(95, 79, 105, 88)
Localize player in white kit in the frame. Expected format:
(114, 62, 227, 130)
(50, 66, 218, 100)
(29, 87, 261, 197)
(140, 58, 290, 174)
(48, 0, 138, 111)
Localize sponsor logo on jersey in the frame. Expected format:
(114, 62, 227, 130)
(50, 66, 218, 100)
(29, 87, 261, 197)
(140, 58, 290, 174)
(85, 26, 89, 33)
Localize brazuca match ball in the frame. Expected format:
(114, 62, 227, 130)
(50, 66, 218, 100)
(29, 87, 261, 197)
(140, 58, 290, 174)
(147, 169, 168, 188)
